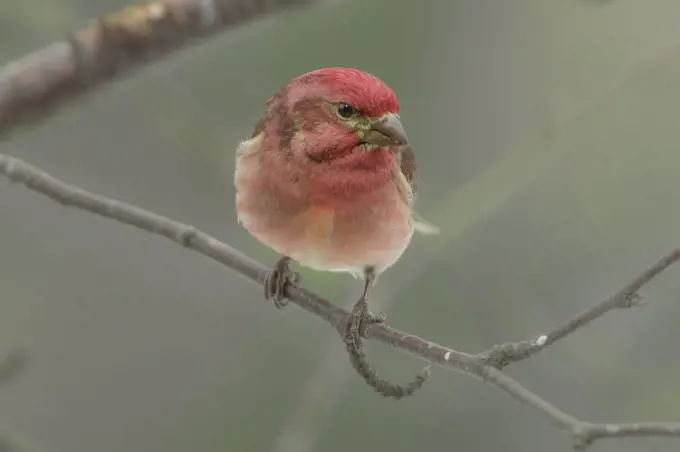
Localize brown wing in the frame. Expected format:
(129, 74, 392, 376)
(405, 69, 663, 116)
(250, 94, 276, 138)
(399, 145, 440, 234)
(250, 89, 298, 154)
(399, 144, 418, 196)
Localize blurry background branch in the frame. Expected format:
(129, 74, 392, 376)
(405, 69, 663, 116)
(0, 0, 316, 139)
(1, 151, 679, 451)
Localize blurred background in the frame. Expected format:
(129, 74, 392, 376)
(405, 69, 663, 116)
(2, 0, 680, 451)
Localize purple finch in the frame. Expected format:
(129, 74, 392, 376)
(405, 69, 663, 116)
(234, 68, 437, 397)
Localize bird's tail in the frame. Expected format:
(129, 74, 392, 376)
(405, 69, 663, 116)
(413, 212, 440, 235)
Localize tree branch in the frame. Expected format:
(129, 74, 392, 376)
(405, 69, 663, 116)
(0, 0, 316, 139)
(476, 252, 677, 368)
(2, 152, 679, 450)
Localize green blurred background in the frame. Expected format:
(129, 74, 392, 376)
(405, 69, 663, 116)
(2, 0, 680, 451)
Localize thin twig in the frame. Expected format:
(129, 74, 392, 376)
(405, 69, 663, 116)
(2, 152, 679, 450)
(476, 253, 677, 369)
(0, 0, 316, 139)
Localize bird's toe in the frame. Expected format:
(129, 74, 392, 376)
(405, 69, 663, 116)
(264, 257, 300, 309)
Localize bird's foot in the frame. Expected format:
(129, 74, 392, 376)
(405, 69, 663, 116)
(343, 296, 428, 399)
(264, 256, 300, 309)
(345, 298, 386, 351)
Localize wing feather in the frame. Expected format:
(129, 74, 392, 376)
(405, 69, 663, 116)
(399, 145, 418, 196)
(399, 145, 440, 235)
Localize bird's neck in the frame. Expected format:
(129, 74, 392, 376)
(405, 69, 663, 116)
(256, 123, 399, 205)
(305, 148, 399, 204)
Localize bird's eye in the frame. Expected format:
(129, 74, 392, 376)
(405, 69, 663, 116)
(337, 103, 357, 118)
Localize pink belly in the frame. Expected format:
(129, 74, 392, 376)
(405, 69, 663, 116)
(237, 188, 414, 275)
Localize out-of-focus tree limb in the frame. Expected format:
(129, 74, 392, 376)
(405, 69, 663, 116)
(0, 0, 316, 139)
(2, 152, 679, 450)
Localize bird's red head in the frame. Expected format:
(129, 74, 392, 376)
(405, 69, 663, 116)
(258, 67, 407, 161)
(254, 68, 410, 200)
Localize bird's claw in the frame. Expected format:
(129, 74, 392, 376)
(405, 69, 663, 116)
(264, 257, 300, 309)
(345, 299, 386, 350)
(365, 310, 387, 325)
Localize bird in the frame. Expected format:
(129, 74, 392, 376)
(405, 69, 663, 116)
(234, 67, 438, 397)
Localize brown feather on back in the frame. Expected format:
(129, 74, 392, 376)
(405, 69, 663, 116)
(399, 145, 417, 196)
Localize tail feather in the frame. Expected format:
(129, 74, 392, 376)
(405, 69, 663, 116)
(413, 212, 440, 235)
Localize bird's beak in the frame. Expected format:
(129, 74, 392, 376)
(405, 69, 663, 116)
(361, 113, 409, 147)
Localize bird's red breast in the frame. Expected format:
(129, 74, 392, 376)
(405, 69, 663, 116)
(235, 134, 414, 275)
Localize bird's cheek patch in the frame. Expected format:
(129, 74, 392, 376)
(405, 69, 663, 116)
(290, 132, 323, 163)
